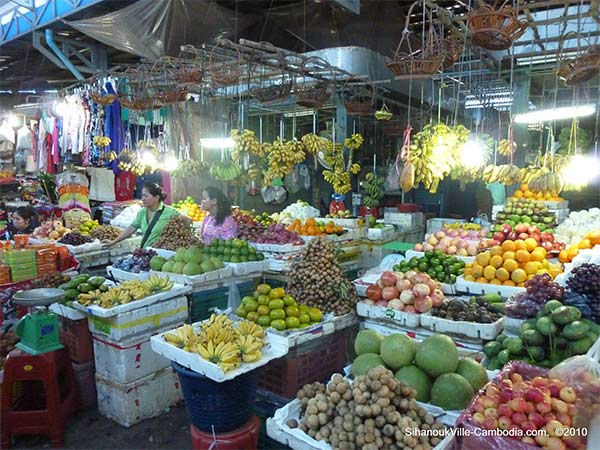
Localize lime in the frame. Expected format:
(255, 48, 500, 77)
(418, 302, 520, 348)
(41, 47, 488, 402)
(308, 308, 323, 322)
(257, 305, 270, 316)
(418, 261, 429, 272)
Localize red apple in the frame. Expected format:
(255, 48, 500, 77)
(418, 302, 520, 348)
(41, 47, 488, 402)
(513, 381, 529, 393)
(552, 398, 568, 414)
(523, 402, 535, 415)
(545, 436, 567, 450)
(366, 285, 382, 301)
(541, 232, 554, 243)
(511, 412, 526, 425)
(532, 377, 548, 388)
(528, 225, 539, 234)
(492, 232, 505, 242)
(510, 373, 524, 383)
(484, 408, 499, 419)
(473, 399, 486, 413)
(531, 232, 542, 242)
(546, 420, 565, 437)
(488, 239, 501, 247)
(542, 241, 554, 251)
(498, 416, 512, 430)
(481, 395, 499, 409)
(544, 413, 557, 424)
(528, 412, 545, 428)
(380, 271, 398, 287)
(559, 386, 577, 403)
(556, 412, 572, 427)
(537, 401, 552, 414)
(502, 224, 513, 234)
(515, 224, 529, 234)
(525, 388, 545, 403)
(521, 421, 537, 433)
(508, 398, 528, 413)
(499, 388, 515, 403)
(414, 295, 433, 313)
(518, 232, 529, 240)
(548, 383, 561, 398)
(486, 385, 501, 397)
(507, 232, 518, 241)
(498, 404, 513, 418)
(482, 418, 498, 430)
(521, 436, 535, 445)
(473, 412, 485, 424)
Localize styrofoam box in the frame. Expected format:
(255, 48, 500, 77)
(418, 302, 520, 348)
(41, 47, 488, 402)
(367, 225, 397, 241)
(149, 267, 233, 287)
(503, 316, 525, 337)
(224, 260, 267, 276)
(106, 266, 151, 282)
(267, 259, 294, 272)
(317, 217, 364, 229)
(426, 218, 467, 234)
(266, 399, 455, 450)
(77, 250, 111, 269)
(59, 240, 102, 255)
(456, 275, 525, 298)
(85, 296, 188, 341)
(268, 318, 335, 348)
(151, 323, 289, 382)
(96, 367, 182, 427)
(249, 242, 305, 253)
(383, 212, 425, 230)
(419, 312, 504, 340)
(356, 301, 421, 328)
(545, 200, 568, 210)
(148, 247, 175, 259)
(92, 322, 184, 384)
(49, 302, 87, 320)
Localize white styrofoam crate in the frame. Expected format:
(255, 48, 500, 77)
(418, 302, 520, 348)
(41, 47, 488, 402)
(268, 319, 335, 348)
(85, 296, 188, 341)
(545, 200, 568, 210)
(249, 242, 305, 253)
(426, 218, 467, 234)
(224, 260, 267, 276)
(92, 322, 183, 384)
(77, 249, 110, 268)
(106, 266, 152, 282)
(383, 212, 425, 230)
(367, 226, 397, 241)
(147, 247, 176, 259)
(96, 367, 182, 427)
(58, 240, 103, 255)
(503, 316, 525, 337)
(150, 322, 289, 382)
(317, 217, 364, 229)
(356, 301, 421, 328)
(456, 275, 525, 298)
(49, 302, 87, 320)
(266, 399, 455, 450)
(267, 258, 294, 272)
(149, 266, 233, 287)
(419, 312, 504, 340)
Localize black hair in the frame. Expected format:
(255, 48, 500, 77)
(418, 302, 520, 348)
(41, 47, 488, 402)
(143, 182, 167, 202)
(14, 206, 36, 223)
(203, 186, 231, 225)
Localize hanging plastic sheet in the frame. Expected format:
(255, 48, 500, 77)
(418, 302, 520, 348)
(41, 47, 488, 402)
(67, 0, 253, 60)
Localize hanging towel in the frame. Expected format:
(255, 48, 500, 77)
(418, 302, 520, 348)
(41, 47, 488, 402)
(115, 171, 136, 201)
(87, 167, 116, 202)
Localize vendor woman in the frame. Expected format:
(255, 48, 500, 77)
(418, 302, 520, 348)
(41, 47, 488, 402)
(104, 183, 180, 248)
(8, 205, 37, 238)
(200, 186, 238, 244)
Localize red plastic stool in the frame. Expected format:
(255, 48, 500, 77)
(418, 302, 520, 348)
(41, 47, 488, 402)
(190, 415, 260, 450)
(1, 348, 80, 449)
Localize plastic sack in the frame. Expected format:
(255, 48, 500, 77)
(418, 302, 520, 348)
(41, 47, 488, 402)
(549, 337, 600, 431)
(261, 186, 287, 204)
(385, 162, 400, 191)
(227, 281, 241, 310)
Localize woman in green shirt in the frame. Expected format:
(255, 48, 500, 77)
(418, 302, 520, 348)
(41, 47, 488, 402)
(104, 182, 180, 248)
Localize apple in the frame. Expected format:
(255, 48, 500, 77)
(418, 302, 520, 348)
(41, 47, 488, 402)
(562, 436, 583, 449)
(525, 388, 545, 403)
(546, 420, 565, 437)
(513, 381, 529, 393)
(498, 404, 513, 418)
(515, 224, 529, 234)
(508, 398, 528, 413)
(542, 241, 554, 251)
(531, 232, 542, 242)
(556, 412, 572, 427)
(548, 383, 561, 398)
(502, 224, 513, 234)
(552, 398, 568, 414)
(528, 412, 546, 428)
(559, 386, 577, 403)
(532, 377, 548, 388)
(535, 434, 550, 446)
(521, 421, 537, 433)
(521, 436, 535, 445)
(507, 232, 518, 241)
(541, 232, 554, 243)
(537, 401, 552, 414)
(473, 412, 485, 424)
(545, 436, 567, 450)
(523, 402, 535, 415)
(511, 374, 524, 384)
(481, 395, 500, 409)
(499, 388, 515, 403)
(484, 408, 499, 419)
(492, 232, 505, 242)
(518, 232, 529, 240)
(486, 385, 501, 397)
(482, 418, 498, 430)
(544, 413, 557, 424)
(511, 412, 526, 425)
(498, 416, 512, 430)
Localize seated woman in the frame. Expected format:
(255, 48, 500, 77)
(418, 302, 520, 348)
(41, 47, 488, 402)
(8, 205, 37, 238)
(199, 186, 238, 244)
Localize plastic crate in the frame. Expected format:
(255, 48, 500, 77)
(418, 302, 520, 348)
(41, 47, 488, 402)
(254, 389, 292, 450)
(72, 361, 96, 409)
(237, 280, 257, 299)
(189, 287, 229, 323)
(258, 330, 347, 399)
(172, 362, 257, 434)
(59, 316, 94, 364)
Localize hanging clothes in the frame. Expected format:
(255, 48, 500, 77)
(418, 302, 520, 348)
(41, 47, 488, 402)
(115, 171, 136, 201)
(87, 167, 116, 202)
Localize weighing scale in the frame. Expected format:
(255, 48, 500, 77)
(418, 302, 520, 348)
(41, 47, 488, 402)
(13, 288, 64, 355)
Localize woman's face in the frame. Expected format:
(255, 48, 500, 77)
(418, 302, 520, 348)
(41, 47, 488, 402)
(142, 188, 160, 209)
(200, 191, 217, 213)
(13, 213, 30, 231)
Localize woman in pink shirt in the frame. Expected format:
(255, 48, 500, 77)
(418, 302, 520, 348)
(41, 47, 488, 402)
(199, 186, 238, 244)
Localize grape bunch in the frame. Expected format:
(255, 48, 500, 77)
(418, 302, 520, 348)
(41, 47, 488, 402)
(505, 273, 565, 319)
(58, 232, 93, 246)
(113, 248, 157, 273)
(567, 263, 600, 322)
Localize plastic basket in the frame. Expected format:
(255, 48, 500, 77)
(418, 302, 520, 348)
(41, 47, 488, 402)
(189, 287, 229, 323)
(59, 316, 94, 364)
(172, 361, 257, 433)
(253, 389, 292, 450)
(258, 331, 347, 398)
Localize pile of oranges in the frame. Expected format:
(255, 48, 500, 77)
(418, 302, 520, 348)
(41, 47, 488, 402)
(175, 201, 207, 223)
(558, 230, 600, 263)
(288, 218, 344, 236)
(464, 239, 563, 287)
(511, 184, 564, 202)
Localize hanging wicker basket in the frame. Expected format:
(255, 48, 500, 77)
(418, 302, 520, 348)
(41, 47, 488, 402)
(173, 47, 204, 86)
(118, 69, 161, 111)
(343, 79, 375, 116)
(468, 2, 528, 51)
(250, 53, 293, 104)
(385, 1, 445, 79)
(295, 57, 333, 108)
(89, 76, 118, 106)
(440, 34, 464, 70)
(557, 48, 600, 86)
(209, 40, 243, 88)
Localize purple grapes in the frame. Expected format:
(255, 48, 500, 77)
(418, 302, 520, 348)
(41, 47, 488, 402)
(505, 274, 565, 319)
(114, 248, 157, 272)
(567, 263, 600, 321)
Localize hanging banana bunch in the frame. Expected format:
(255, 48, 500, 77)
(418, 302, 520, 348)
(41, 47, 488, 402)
(480, 164, 522, 186)
(301, 133, 328, 154)
(210, 161, 243, 181)
(262, 138, 306, 186)
(498, 138, 516, 157)
(363, 172, 385, 208)
(230, 129, 265, 160)
(171, 160, 210, 179)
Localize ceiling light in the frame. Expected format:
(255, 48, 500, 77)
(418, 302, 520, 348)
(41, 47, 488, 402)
(200, 137, 235, 149)
(8, 114, 21, 128)
(514, 105, 596, 124)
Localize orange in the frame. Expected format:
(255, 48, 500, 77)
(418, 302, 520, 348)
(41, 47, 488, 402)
(530, 247, 547, 262)
(588, 230, 600, 246)
(514, 239, 527, 251)
(520, 183, 529, 191)
(567, 245, 580, 260)
(503, 259, 519, 272)
(524, 238, 538, 252)
(514, 190, 524, 198)
(502, 280, 516, 286)
(464, 275, 476, 282)
(503, 251, 516, 262)
(476, 277, 489, 284)
(489, 279, 502, 285)
(476, 251, 491, 267)
(472, 264, 484, 278)
(484, 265, 497, 281)
(463, 267, 474, 277)
(490, 255, 504, 269)
(502, 240, 516, 253)
(524, 261, 539, 275)
(496, 268, 510, 282)
(578, 239, 592, 250)
(524, 190, 533, 198)
(515, 249, 531, 264)
(511, 268, 527, 284)
(490, 246, 504, 257)
(517, 282, 526, 287)
(558, 250, 569, 263)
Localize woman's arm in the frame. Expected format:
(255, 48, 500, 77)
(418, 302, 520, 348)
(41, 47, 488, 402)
(104, 226, 136, 246)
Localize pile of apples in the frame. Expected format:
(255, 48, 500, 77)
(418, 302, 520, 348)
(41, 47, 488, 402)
(471, 372, 585, 450)
(484, 223, 565, 254)
(414, 227, 487, 257)
(33, 220, 71, 241)
(364, 270, 444, 314)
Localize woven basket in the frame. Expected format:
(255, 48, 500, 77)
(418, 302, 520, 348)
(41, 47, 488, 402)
(343, 80, 375, 116)
(386, 1, 444, 78)
(295, 57, 333, 108)
(209, 40, 243, 88)
(89, 76, 118, 105)
(250, 58, 293, 104)
(468, 4, 528, 51)
(557, 51, 600, 86)
(375, 103, 393, 121)
(441, 35, 464, 70)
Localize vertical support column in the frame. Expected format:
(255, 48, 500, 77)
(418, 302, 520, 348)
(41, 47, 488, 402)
(511, 72, 530, 167)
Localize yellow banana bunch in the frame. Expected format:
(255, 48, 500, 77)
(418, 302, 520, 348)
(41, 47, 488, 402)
(498, 139, 515, 157)
(480, 164, 522, 185)
(344, 133, 364, 151)
(164, 324, 195, 348)
(236, 335, 263, 363)
(196, 340, 241, 372)
(530, 172, 564, 194)
(93, 136, 112, 147)
(230, 129, 264, 159)
(301, 133, 328, 154)
(236, 320, 265, 341)
(144, 274, 174, 294)
(349, 163, 361, 175)
(77, 289, 104, 306)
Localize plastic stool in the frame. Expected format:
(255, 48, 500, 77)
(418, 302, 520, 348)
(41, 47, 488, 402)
(1, 348, 80, 449)
(190, 415, 260, 450)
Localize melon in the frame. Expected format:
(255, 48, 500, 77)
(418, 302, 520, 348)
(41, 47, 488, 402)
(352, 353, 384, 377)
(394, 365, 432, 402)
(183, 262, 203, 276)
(456, 358, 488, 392)
(380, 334, 417, 370)
(415, 334, 459, 378)
(161, 261, 175, 272)
(185, 246, 203, 264)
(354, 330, 384, 356)
(175, 248, 187, 263)
(149, 256, 166, 271)
(172, 262, 186, 274)
(430, 373, 474, 410)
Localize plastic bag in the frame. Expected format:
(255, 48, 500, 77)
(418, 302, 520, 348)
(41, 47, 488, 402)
(549, 336, 600, 430)
(385, 162, 400, 191)
(226, 281, 241, 310)
(261, 186, 287, 204)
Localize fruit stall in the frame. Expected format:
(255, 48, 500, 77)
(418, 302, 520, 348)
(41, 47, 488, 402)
(1, 1, 600, 449)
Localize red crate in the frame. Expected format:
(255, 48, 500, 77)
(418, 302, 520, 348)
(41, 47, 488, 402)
(59, 317, 94, 364)
(258, 330, 348, 398)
